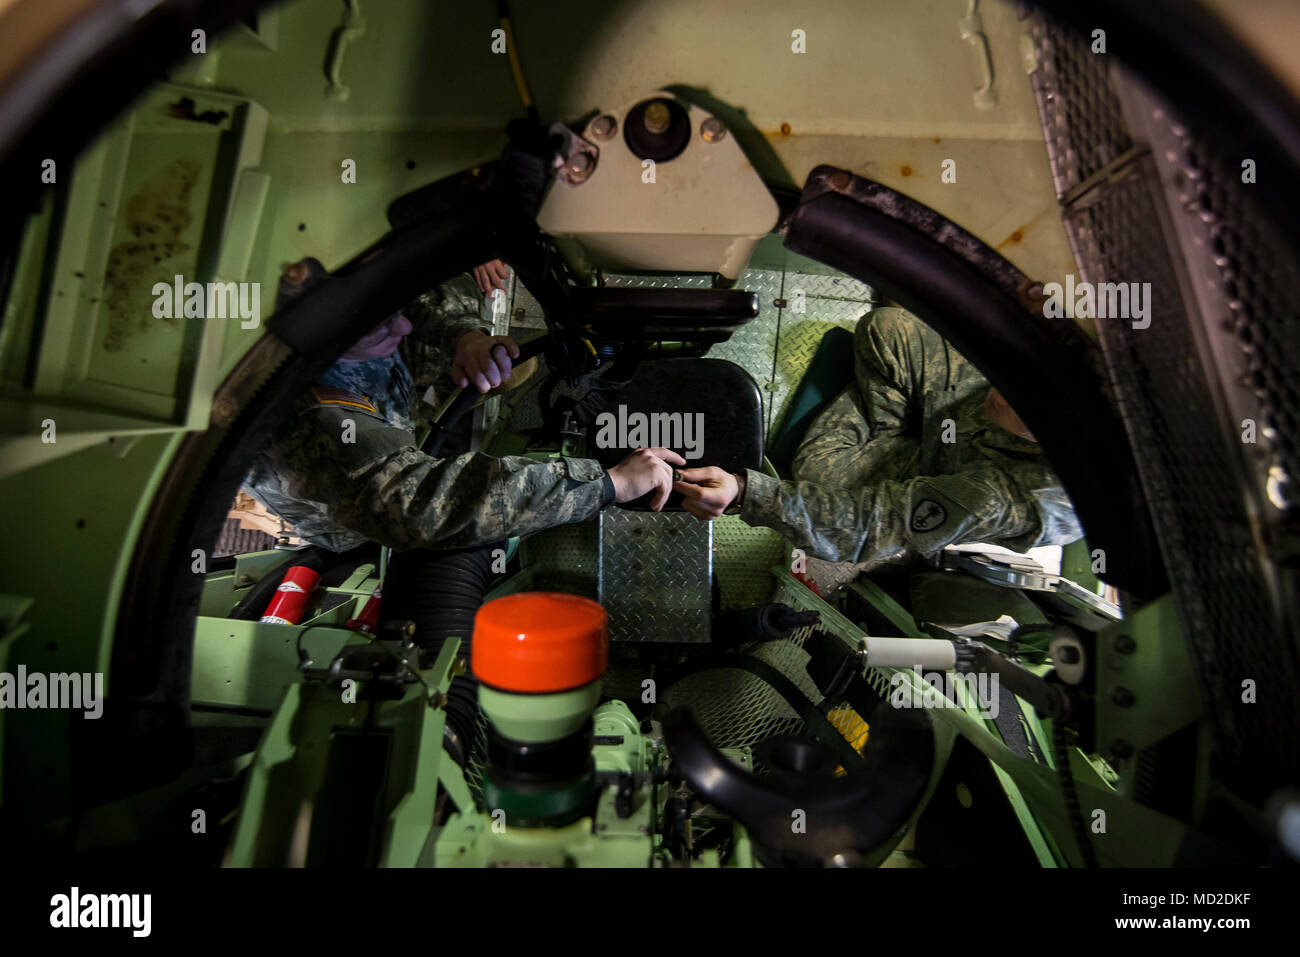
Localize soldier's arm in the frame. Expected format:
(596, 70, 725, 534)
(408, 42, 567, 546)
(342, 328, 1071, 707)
(738, 458, 1081, 566)
(402, 274, 490, 390)
(282, 405, 614, 551)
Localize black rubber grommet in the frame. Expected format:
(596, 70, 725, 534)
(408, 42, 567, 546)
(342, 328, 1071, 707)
(623, 97, 692, 163)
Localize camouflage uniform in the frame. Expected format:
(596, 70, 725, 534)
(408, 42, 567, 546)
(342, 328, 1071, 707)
(244, 274, 612, 552)
(741, 307, 1081, 568)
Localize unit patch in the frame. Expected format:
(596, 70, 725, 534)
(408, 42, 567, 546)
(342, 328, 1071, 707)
(910, 499, 948, 532)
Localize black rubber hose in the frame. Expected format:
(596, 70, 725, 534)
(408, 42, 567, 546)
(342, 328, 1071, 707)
(422, 333, 551, 456)
(378, 544, 500, 766)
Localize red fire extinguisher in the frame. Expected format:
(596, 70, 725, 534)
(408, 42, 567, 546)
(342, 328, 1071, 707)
(259, 566, 320, 625)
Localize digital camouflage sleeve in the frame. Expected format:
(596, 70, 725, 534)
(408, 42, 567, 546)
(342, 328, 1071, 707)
(741, 307, 1081, 567)
(244, 273, 612, 552)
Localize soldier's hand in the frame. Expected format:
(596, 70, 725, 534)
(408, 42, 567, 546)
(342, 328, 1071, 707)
(473, 260, 510, 296)
(453, 331, 520, 393)
(674, 467, 739, 520)
(608, 448, 687, 511)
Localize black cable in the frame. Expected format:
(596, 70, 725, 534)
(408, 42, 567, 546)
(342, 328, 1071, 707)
(1051, 719, 1100, 868)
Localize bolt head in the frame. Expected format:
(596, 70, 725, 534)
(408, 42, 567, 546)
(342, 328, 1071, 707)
(644, 102, 671, 134)
(590, 114, 617, 140)
(701, 117, 727, 142)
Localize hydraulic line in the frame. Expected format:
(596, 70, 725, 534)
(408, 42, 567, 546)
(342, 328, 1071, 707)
(379, 543, 500, 766)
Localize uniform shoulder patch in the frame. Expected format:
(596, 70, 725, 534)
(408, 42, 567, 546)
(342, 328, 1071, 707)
(310, 385, 378, 415)
(910, 499, 948, 532)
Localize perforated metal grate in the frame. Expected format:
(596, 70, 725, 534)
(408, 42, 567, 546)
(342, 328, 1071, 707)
(1028, 14, 1134, 198)
(662, 570, 873, 752)
(662, 630, 821, 750)
(1030, 13, 1300, 799)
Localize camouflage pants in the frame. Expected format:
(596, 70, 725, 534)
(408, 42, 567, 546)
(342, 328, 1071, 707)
(792, 389, 920, 489)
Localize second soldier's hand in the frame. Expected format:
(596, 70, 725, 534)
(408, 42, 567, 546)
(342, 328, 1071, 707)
(473, 259, 510, 295)
(452, 330, 520, 393)
(608, 448, 687, 511)
(675, 466, 739, 520)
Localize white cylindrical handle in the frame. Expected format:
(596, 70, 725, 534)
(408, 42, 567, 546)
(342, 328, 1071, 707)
(861, 637, 957, 670)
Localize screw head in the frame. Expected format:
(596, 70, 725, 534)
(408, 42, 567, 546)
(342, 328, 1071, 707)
(1111, 739, 1135, 760)
(701, 117, 727, 142)
(590, 114, 617, 140)
(1112, 687, 1136, 708)
(1114, 634, 1136, 654)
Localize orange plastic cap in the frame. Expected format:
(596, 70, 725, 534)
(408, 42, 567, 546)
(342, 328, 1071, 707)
(471, 592, 609, 693)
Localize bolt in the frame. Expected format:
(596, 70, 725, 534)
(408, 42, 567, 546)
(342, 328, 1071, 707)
(590, 115, 617, 140)
(452, 656, 468, 676)
(211, 398, 237, 426)
(701, 117, 727, 142)
(566, 151, 594, 183)
(1112, 687, 1136, 707)
(1114, 634, 1136, 654)
(1018, 279, 1047, 311)
(644, 101, 671, 134)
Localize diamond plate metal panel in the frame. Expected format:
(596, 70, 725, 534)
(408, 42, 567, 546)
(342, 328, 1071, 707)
(770, 297, 866, 437)
(599, 510, 712, 642)
(704, 268, 782, 429)
(785, 272, 875, 304)
(602, 273, 714, 289)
